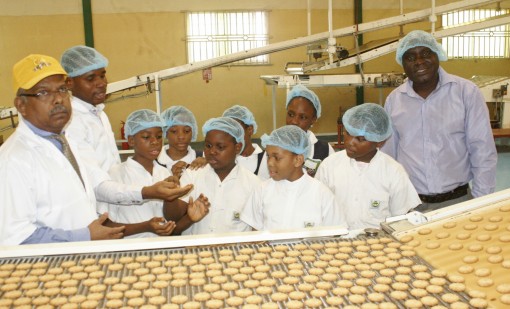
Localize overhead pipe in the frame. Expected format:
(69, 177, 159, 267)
(430, 0, 437, 34)
(82, 0, 94, 47)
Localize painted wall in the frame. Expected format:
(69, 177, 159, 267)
(1, 1, 510, 142)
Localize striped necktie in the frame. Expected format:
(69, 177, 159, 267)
(47, 134, 85, 188)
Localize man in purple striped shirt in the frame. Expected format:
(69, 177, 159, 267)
(381, 30, 497, 212)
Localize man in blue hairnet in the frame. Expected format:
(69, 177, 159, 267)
(61, 46, 119, 172)
(381, 30, 497, 212)
(61, 46, 192, 216)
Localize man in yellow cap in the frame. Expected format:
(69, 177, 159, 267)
(0, 54, 192, 245)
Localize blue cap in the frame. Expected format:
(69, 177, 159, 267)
(396, 30, 447, 66)
(286, 84, 321, 118)
(342, 103, 392, 142)
(222, 105, 258, 134)
(161, 106, 198, 141)
(202, 117, 245, 153)
(124, 109, 164, 137)
(261, 125, 310, 155)
(61, 46, 109, 77)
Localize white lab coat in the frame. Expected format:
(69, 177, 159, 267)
(157, 145, 201, 176)
(97, 158, 170, 238)
(65, 96, 120, 173)
(240, 173, 344, 231)
(179, 164, 261, 235)
(316, 150, 421, 230)
(0, 118, 97, 245)
(236, 143, 264, 174)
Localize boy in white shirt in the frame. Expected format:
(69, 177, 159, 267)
(164, 117, 261, 235)
(223, 105, 265, 175)
(316, 103, 421, 230)
(158, 106, 206, 178)
(241, 125, 342, 231)
(99, 109, 210, 238)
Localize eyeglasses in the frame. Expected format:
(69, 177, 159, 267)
(18, 87, 70, 101)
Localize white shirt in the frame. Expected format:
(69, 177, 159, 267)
(157, 145, 201, 176)
(65, 96, 121, 172)
(179, 164, 261, 235)
(97, 158, 171, 238)
(258, 131, 335, 180)
(236, 143, 263, 174)
(0, 118, 97, 245)
(65, 96, 143, 205)
(316, 150, 421, 230)
(240, 173, 343, 231)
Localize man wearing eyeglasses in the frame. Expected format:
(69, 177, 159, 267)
(0, 54, 192, 245)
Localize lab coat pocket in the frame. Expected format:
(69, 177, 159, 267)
(367, 194, 390, 221)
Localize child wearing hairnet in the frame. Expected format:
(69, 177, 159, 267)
(223, 105, 265, 175)
(316, 103, 421, 230)
(97, 109, 210, 238)
(240, 125, 344, 231)
(158, 106, 206, 178)
(164, 117, 261, 235)
(258, 84, 335, 179)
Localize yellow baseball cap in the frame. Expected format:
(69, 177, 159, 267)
(12, 54, 67, 93)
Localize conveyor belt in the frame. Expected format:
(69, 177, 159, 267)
(0, 235, 473, 308)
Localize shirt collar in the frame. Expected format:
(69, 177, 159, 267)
(24, 118, 63, 138)
(73, 96, 105, 115)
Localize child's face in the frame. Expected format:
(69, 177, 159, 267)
(266, 145, 304, 182)
(343, 131, 383, 163)
(128, 127, 164, 162)
(233, 119, 253, 145)
(204, 130, 241, 174)
(286, 97, 317, 132)
(166, 125, 193, 152)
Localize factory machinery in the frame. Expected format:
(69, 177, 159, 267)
(1, 189, 510, 308)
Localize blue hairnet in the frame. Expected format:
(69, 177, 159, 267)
(161, 106, 198, 141)
(202, 117, 245, 153)
(342, 103, 392, 142)
(222, 105, 258, 134)
(396, 30, 447, 66)
(125, 109, 165, 137)
(261, 125, 310, 155)
(61, 46, 109, 78)
(286, 84, 321, 118)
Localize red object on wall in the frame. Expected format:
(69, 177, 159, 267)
(120, 121, 129, 150)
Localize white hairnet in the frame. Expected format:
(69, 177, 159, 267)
(125, 109, 164, 137)
(60, 45, 109, 78)
(222, 105, 258, 134)
(261, 125, 310, 155)
(286, 84, 322, 118)
(342, 103, 392, 142)
(202, 117, 245, 153)
(161, 106, 198, 141)
(396, 30, 447, 66)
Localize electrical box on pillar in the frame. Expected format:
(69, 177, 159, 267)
(202, 68, 212, 83)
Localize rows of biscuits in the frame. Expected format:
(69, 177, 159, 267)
(1, 236, 474, 308)
(396, 203, 510, 308)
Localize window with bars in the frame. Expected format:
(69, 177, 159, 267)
(186, 11, 269, 65)
(441, 9, 510, 59)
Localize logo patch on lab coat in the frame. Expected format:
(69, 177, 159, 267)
(232, 211, 241, 221)
(304, 222, 315, 228)
(371, 200, 381, 208)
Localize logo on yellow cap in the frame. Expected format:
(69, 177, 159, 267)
(12, 54, 67, 93)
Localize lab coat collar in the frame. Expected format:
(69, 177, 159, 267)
(71, 96, 105, 115)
